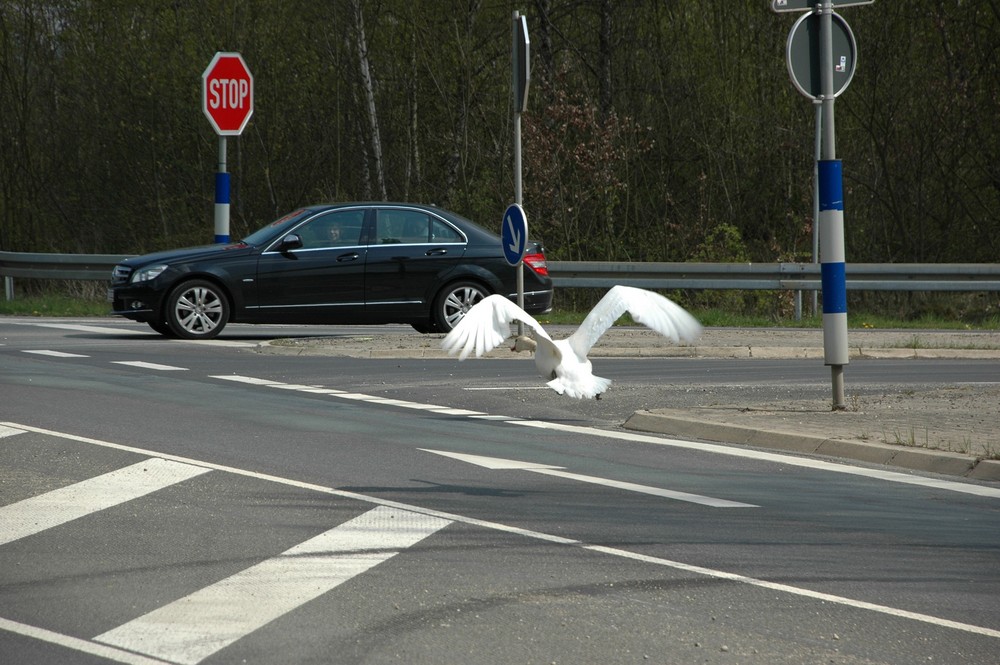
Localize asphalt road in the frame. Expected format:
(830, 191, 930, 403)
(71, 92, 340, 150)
(1, 318, 999, 664)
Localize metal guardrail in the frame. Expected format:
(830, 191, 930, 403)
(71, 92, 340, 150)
(547, 261, 1000, 292)
(2, 251, 1000, 300)
(1, 251, 132, 300)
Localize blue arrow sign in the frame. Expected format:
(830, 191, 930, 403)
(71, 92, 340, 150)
(501, 203, 528, 266)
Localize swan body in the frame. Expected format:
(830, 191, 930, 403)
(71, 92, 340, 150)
(440, 285, 702, 399)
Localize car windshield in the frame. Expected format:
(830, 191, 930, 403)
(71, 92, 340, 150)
(242, 208, 314, 246)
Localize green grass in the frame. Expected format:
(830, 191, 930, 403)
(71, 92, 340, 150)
(0, 295, 111, 318)
(3, 294, 998, 331)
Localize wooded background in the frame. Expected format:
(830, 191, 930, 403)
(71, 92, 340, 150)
(2, 0, 998, 273)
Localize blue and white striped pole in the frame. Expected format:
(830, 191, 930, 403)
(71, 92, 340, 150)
(214, 137, 230, 244)
(819, 160, 849, 371)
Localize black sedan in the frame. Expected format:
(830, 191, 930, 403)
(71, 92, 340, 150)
(109, 203, 553, 339)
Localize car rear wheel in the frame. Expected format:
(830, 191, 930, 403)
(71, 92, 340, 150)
(433, 280, 488, 333)
(165, 279, 230, 339)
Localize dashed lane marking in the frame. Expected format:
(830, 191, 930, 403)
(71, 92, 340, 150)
(112, 361, 188, 371)
(21, 350, 90, 358)
(209, 375, 1000, 500)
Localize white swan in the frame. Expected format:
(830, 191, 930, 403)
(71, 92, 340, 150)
(441, 285, 702, 399)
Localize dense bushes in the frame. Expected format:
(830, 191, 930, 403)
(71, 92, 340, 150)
(2, 1, 997, 270)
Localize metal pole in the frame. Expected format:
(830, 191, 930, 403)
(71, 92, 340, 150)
(214, 136, 230, 243)
(812, 99, 821, 318)
(515, 111, 525, 317)
(818, 2, 848, 410)
(513, 10, 525, 336)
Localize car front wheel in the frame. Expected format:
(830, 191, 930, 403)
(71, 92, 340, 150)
(433, 280, 488, 332)
(147, 320, 177, 337)
(165, 279, 230, 339)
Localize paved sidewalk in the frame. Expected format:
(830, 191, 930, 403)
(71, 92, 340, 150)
(260, 327, 1000, 482)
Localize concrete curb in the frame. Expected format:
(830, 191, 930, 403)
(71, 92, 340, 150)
(623, 410, 1000, 482)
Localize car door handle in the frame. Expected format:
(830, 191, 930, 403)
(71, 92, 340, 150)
(425, 248, 448, 256)
(336, 252, 360, 262)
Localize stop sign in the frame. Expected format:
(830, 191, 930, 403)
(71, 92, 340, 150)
(202, 52, 254, 136)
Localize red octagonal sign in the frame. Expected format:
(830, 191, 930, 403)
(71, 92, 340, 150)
(202, 52, 254, 136)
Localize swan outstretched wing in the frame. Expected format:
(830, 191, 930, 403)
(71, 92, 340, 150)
(566, 285, 702, 357)
(441, 294, 551, 360)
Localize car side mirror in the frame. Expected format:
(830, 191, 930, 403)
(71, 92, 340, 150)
(279, 234, 303, 252)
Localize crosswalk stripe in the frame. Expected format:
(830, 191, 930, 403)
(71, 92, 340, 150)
(0, 458, 210, 546)
(95, 506, 452, 664)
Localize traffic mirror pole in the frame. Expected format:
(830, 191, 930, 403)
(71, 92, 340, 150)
(776, 0, 872, 410)
(818, 2, 849, 410)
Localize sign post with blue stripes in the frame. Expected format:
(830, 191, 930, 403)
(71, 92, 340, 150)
(202, 52, 254, 244)
(777, 1, 873, 409)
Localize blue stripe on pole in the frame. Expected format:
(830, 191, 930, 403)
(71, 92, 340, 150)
(215, 172, 231, 204)
(821, 262, 847, 314)
(818, 160, 843, 211)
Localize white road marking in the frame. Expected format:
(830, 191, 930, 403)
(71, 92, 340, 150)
(112, 361, 188, 371)
(172, 339, 256, 348)
(212, 374, 282, 386)
(6, 321, 254, 346)
(17, 322, 148, 335)
(4, 421, 998, 643)
(420, 449, 758, 508)
(535, 469, 758, 507)
(464, 385, 551, 390)
(421, 450, 564, 471)
(0, 617, 171, 665)
(581, 544, 1000, 640)
(214, 376, 489, 415)
(95, 506, 451, 665)
(0, 424, 25, 438)
(21, 350, 89, 358)
(0, 458, 210, 546)
(512, 420, 1000, 500)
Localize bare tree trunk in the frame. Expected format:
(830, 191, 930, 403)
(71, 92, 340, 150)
(349, 0, 386, 199)
(598, 0, 612, 117)
(406, 22, 421, 200)
(533, 0, 554, 93)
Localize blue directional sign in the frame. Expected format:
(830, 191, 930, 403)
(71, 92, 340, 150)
(501, 203, 528, 266)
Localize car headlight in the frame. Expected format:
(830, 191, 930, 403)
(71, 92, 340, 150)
(130, 264, 168, 283)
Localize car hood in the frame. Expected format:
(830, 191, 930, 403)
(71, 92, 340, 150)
(122, 242, 254, 267)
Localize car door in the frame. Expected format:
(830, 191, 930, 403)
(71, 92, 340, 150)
(363, 207, 466, 318)
(252, 208, 368, 322)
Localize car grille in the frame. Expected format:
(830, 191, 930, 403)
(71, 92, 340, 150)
(111, 264, 132, 285)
